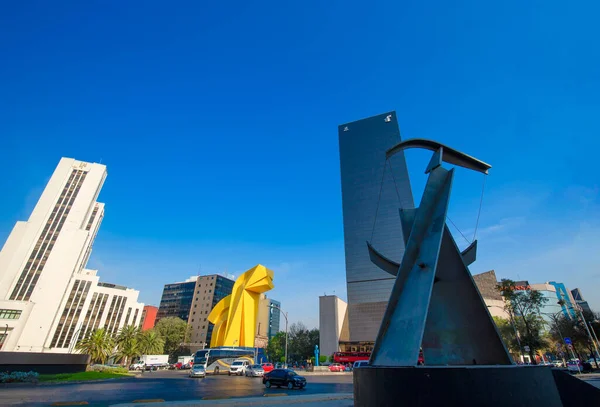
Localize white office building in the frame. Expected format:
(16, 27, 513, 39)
(319, 295, 349, 358)
(0, 158, 143, 352)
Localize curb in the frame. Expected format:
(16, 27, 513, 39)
(110, 393, 354, 407)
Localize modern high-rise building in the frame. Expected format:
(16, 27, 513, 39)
(267, 299, 281, 339)
(571, 288, 593, 314)
(338, 111, 414, 349)
(186, 274, 235, 350)
(0, 158, 144, 352)
(548, 281, 577, 318)
(156, 278, 197, 323)
(140, 305, 158, 331)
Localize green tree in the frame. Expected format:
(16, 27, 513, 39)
(497, 279, 548, 364)
(318, 355, 327, 364)
(550, 313, 599, 366)
(492, 316, 520, 354)
(267, 331, 286, 363)
(154, 317, 188, 358)
(288, 322, 319, 363)
(76, 328, 115, 364)
(138, 329, 165, 355)
(116, 325, 141, 366)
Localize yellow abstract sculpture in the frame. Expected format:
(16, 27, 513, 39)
(208, 264, 274, 347)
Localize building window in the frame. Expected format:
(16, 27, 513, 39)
(0, 310, 22, 319)
(10, 169, 88, 301)
(85, 204, 99, 231)
(50, 279, 92, 348)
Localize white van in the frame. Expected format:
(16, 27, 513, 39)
(353, 360, 369, 369)
(229, 359, 250, 376)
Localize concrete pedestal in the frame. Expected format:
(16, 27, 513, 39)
(354, 365, 600, 407)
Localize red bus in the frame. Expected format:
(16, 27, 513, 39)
(333, 352, 370, 363)
(334, 350, 425, 365)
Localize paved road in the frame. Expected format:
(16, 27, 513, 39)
(2, 371, 353, 407)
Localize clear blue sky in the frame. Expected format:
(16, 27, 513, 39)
(1, 1, 599, 327)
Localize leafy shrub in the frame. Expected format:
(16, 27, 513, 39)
(0, 371, 39, 383)
(87, 365, 128, 374)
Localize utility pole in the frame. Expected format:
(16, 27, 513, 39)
(270, 304, 288, 368)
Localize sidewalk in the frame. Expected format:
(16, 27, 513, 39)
(111, 393, 354, 407)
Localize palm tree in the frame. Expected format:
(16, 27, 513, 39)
(138, 329, 165, 355)
(116, 325, 141, 366)
(76, 328, 115, 364)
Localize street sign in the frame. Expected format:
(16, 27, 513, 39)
(565, 337, 572, 345)
(524, 346, 530, 352)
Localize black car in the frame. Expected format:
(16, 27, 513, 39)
(263, 369, 306, 389)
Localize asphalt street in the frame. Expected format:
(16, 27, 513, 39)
(1, 370, 354, 407)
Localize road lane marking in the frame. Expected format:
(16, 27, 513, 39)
(132, 400, 165, 403)
(263, 393, 288, 397)
(51, 403, 89, 406)
(202, 396, 231, 400)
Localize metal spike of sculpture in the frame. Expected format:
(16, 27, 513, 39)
(208, 264, 274, 348)
(367, 139, 512, 366)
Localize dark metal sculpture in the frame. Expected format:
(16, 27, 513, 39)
(367, 139, 512, 366)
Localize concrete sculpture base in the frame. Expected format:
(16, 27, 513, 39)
(354, 365, 600, 407)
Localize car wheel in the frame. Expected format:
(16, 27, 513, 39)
(228, 372, 231, 376)
(265, 380, 271, 388)
(214, 367, 219, 375)
(287, 381, 294, 390)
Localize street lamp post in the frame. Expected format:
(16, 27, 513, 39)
(270, 304, 288, 368)
(540, 311, 573, 370)
(572, 305, 600, 359)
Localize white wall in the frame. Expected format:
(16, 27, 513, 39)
(319, 295, 347, 358)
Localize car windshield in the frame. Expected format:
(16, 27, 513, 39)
(251, 365, 261, 369)
(193, 365, 204, 370)
(287, 371, 297, 376)
(232, 361, 243, 366)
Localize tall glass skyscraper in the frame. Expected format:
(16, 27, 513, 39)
(338, 111, 414, 347)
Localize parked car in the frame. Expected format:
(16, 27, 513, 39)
(586, 359, 599, 369)
(229, 359, 250, 376)
(328, 363, 345, 372)
(189, 365, 206, 378)
(245, 364, 265, 377)
(263, 369, 306, 389)
(567, 360, 582, 373)
(552, 360, 565, 368)
(353, 361, 368, 369)
(261, 363, 274, 373)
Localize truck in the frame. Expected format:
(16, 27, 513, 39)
(130, 355, 170, 371)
